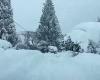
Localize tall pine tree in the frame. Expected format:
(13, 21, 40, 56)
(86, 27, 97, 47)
(37, 0, 63, 46)
(0, 0, 17, 46)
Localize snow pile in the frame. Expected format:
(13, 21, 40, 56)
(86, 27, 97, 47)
(48, 46, 58, 53)
(0, 50, 100, 80)
(66, 22, 100, 51)
(0, 39, 12, 49)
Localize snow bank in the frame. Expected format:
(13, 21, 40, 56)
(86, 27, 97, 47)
(66, 22, 100, 51)
(0, 50, 100, 80)
(0, 39, 12, 49)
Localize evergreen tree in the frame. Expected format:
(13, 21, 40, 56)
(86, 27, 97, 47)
(73, 42, 81, 52)
(65, 36, 74, 51)
(64, 36, 81, 52)
(87, 40, 97, 53)
(37, 0, 63, 46)
(0, 0, 17, 46)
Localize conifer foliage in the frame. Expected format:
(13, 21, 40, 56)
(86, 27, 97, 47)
(37, 0, 63, 46)
(0, 0, 17, 46)
(87, 40, 97, 53)
(64, 36, 81, 52)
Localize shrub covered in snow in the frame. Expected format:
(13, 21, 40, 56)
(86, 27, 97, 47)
(15, 43, 29, 50)
(48, 46, 58, 54)
(0, 39, 12, 49)
(64, 36, 74, 51)
(37, 40, 49, 53)
(73, 42, 81, 52)
(37, 41, 58, 53)
(63, 36, 81, 52)
(87, 40, 97, 53)
(17, 31, 39, 50)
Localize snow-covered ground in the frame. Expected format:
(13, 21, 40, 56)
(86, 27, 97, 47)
(0, 49, 100, 80)
(65, 22, 100, 51)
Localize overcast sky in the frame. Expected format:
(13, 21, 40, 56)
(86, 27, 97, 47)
(12, 0, 100, 33)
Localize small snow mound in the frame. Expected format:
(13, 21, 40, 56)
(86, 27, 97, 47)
(66, 22, 100, 51)
(48, 46, 58, 53)
(0, 39, 12, 49)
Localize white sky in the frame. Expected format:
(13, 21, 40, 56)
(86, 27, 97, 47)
(12, 0, 100, 33)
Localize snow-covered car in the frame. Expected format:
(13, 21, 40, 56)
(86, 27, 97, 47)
(48, 46, 58, 54)
(0, 39, 12, 50)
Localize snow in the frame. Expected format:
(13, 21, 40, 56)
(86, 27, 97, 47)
(48, 46, 58, 53)
(0, 40, 12, 50)
(1, 19, 100, 80)
(65, 22, 100, 51)
(0, 49, 100, 80)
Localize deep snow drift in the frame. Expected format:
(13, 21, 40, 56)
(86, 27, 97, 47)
(65, 22, 100, 51)
(0, 49, 100, 80)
